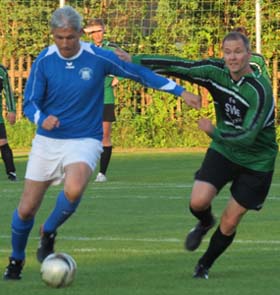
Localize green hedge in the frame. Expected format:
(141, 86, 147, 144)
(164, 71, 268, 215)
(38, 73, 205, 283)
(5, 115, 210, 149)
(6, 108, 280, 150)
(6, 118, 36, 149)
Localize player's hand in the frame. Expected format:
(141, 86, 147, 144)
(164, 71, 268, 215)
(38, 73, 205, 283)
(7, 112, 16, 125)
(115, 48, 132, 62)
(111, 77, 119, 87)
(42, 115, 60, 130)
(198, 118, 214, 135)
(181, 91, 201, 109)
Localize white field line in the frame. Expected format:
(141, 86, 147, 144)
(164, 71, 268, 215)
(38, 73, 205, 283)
(0, 192, 279, 201)
(0, 195, 279, 201)
(0, 247, 279, 254)
(0, 234, 279, 245)
(1, 181, 280, 193)
(72, 247, 280, 254)
(0, 236, 279, 254)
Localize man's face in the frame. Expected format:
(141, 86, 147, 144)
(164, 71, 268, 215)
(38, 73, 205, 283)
(223, 38, 251, 78)
(52, 27, 82, 58)
(88, 25, 105, 46)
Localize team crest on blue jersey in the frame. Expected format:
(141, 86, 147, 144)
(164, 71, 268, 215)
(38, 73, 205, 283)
(79, 68, 93, 81)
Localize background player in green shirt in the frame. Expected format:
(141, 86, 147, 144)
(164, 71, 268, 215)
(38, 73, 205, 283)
(84, 18, 122, 182)
(0, 64, 17, 181)
(116, 31, 278, 279)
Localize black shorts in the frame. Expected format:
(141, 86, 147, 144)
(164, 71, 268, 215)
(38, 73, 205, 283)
(103, 104, 116, 122)
(0, 123, 7, 139)
(195, 148, 274, 211)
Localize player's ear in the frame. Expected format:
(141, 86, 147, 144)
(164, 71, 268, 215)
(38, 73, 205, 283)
(247, 49, 252, 58)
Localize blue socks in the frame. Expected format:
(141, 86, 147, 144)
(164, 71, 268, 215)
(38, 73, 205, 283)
(43, 190, 81, 233)
(10, 191, 80, 260)
(11, 209, 34, 260)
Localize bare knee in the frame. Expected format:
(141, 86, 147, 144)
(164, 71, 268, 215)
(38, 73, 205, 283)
(102, 134, 111, 146)
(189, 181, 216, 211)
(189, 198, 210, 211)
(220, 213, 238, 235)
(0, 139, 8, 146)
(64, 183, 85, 201)
(17, 205, 36, 220)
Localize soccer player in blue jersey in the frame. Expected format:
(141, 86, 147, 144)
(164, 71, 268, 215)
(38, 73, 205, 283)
(3, 5, 201, 280)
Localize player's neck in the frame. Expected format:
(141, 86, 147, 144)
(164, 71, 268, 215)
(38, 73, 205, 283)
(231, 64, 253, 81)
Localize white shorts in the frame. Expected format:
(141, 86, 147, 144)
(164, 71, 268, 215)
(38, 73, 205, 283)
(25, 135, 103, 185)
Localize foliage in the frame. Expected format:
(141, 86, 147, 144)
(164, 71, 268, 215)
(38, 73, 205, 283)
(5, 117, 36, 148)
(0, 0, 56, 59)
(276, 125, 280, 144)
(0, 0, 279, 148)
(0, 0, 279, 59)
(113, 87, 212, 148)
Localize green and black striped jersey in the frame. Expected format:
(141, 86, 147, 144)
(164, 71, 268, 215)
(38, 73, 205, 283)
(132, 54, 278, 172)
(250, 53, 271, 83)
(0, 64, 16, 123)
(101, 40, 122, 104)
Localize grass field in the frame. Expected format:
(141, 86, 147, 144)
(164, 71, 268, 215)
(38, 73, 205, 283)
(0, 150, 279, 294)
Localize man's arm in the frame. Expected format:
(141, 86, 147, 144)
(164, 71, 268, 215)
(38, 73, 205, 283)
(114, 49, 201, 108)
(102, 49, 201, 108)
(0, 65, 16, 125)
(23, 57, 48, 127)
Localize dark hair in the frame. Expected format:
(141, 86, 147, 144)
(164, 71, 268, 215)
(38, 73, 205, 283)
(222, 31, 251, 51)
(85, 18, 105, 28)
(232, 26, 248, 36)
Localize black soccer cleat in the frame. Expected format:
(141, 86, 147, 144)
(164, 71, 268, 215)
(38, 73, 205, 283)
(37, 227, 57, 263)
(7, 172, 17, 182)
(185, 217, 216, 251)
(193, 263, 209, 279)
(3, 257, 24, 280)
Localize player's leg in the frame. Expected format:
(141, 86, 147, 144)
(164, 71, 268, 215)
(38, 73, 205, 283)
(42, 162, 92, 232)
(4, 179, 51, 280)
(95, 103, 115, 182)
(37, 162, 92, 262)
(38, 138, 102, 262)
(0, 123, 16, 181)
(185, 180, 217, 252)
(193, 168, 273, 279)
(100, 121, 112, 175)
(193, 197, 246, 279)
(185, 148, 231, 252)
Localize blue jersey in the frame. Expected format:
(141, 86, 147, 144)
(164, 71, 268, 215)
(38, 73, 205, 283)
(24, 42, 185, 140)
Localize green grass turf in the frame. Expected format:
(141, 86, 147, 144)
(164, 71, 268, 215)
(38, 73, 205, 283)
(0, 151, 279, 294)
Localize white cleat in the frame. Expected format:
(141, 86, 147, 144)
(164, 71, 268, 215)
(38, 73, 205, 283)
(95, 172, 107, 182)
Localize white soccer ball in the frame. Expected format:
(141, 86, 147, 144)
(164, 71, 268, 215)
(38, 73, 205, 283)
(40, 252, 77, 288)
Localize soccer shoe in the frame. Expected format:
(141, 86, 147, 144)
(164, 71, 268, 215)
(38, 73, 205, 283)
(185, 217, 216, 251)
(37, 227, 57, 263)
(193, 263, 209, 279)
(95, 172, 107, 182)
(7, 172, 17, 181)
(3, 257, 24, 280)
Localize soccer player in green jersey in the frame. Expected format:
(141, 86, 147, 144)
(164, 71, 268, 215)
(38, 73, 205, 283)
(116, 31, 278, 279)
(0, 64, 17, 181)
(84, 18, 123, 182)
